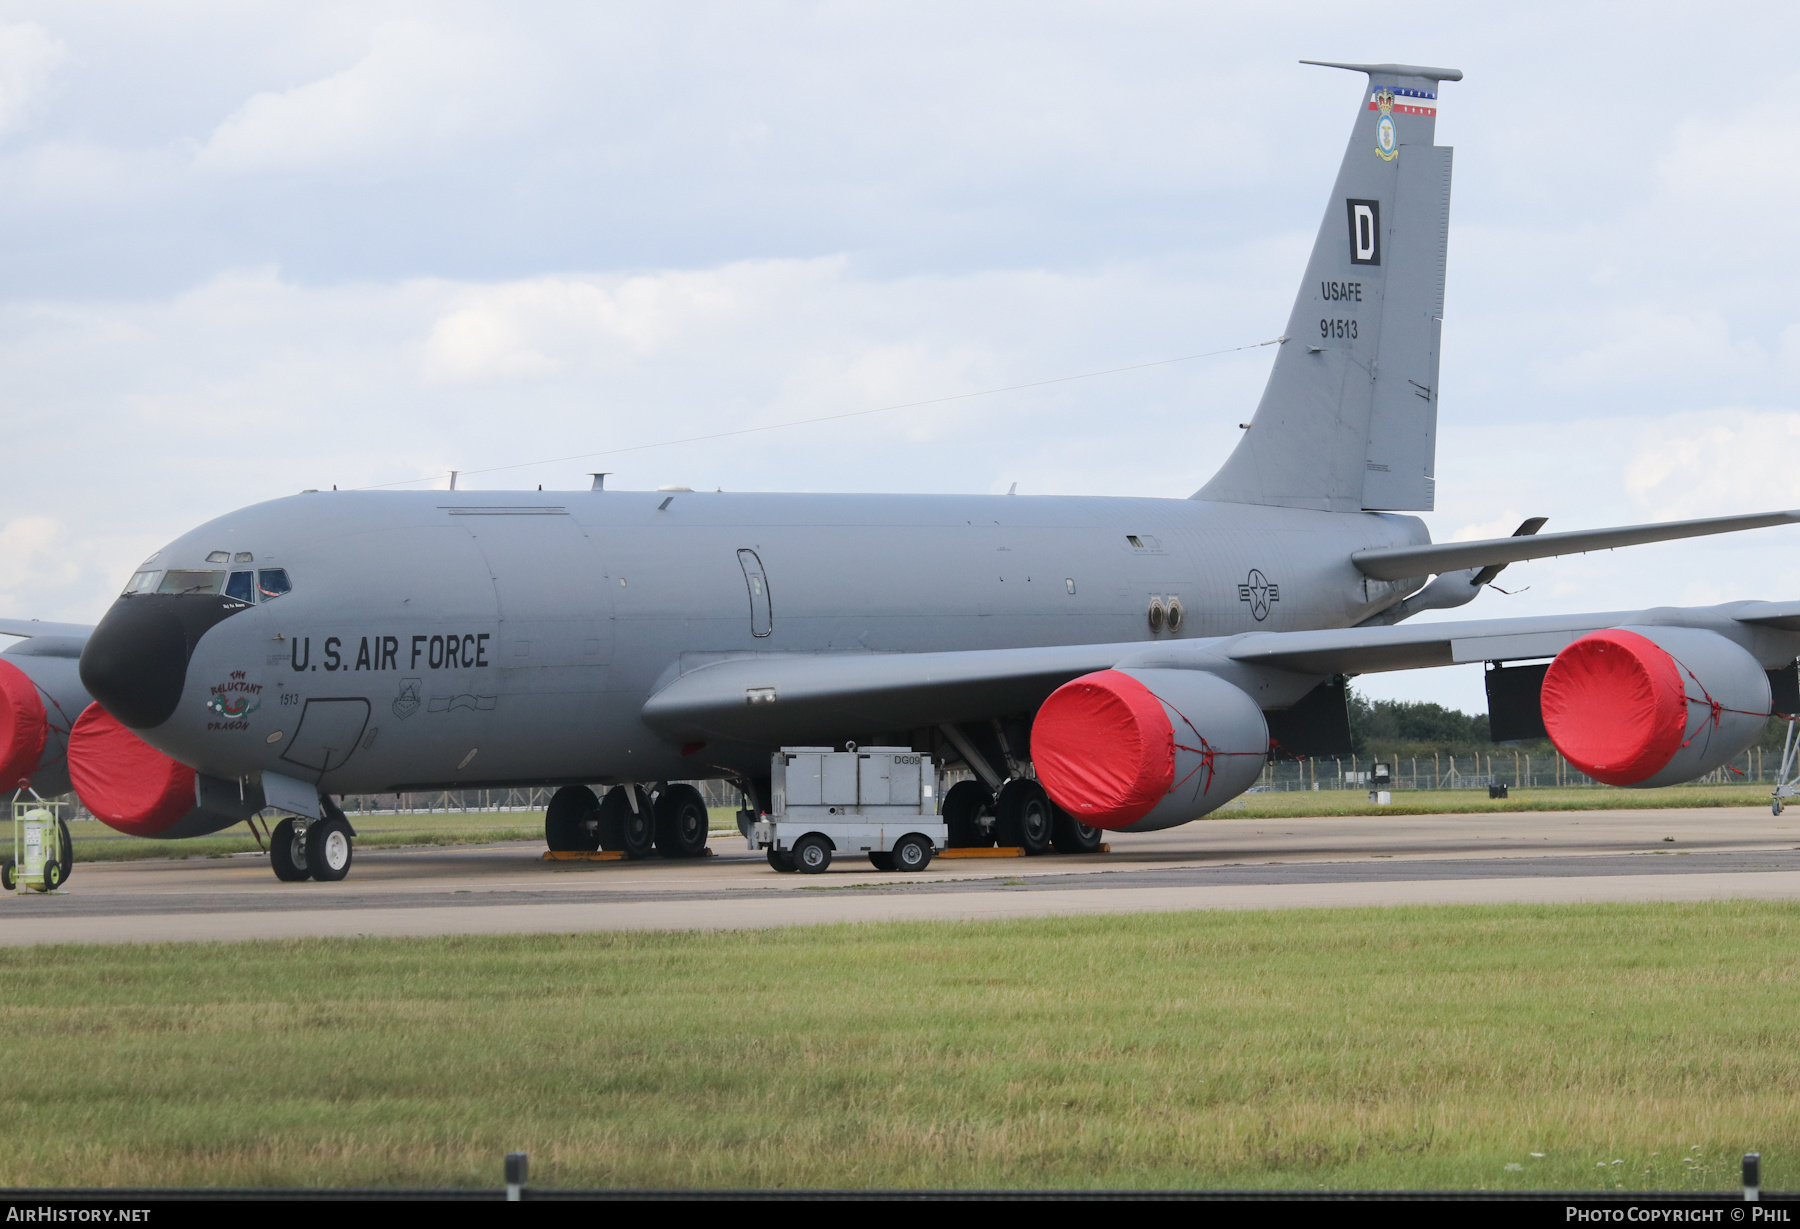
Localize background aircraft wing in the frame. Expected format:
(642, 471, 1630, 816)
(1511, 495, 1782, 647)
(1351, 510, 1800, 581)
(0, 618, 95, 641)
(1731, 601, 1800, 633)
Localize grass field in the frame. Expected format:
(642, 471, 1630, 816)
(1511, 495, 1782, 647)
(2, 901, 1796, 1190)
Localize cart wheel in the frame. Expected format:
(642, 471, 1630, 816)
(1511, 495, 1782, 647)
(868, 851, 895, 871)
(766, 847, 797, 873)
(891, 834, 933, 873)
(1, 860, 14, 891)
(58, 820, 73, 883)
(793, 834, 832, 874)
(40, 858, 61, 892)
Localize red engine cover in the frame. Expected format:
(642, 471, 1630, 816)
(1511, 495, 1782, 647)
(1032, 670, 1175, 827)
(1542, 627, 1769, 787)
(0, 659, 48, 790)
(1541, 629, 1688, 785)
(1032, 667, 1268, 830)
(67, 703, 196, 836)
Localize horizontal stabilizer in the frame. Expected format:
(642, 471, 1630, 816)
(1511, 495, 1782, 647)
(1351, 510, 1800, 581)
(1299, 60, 1463, 82)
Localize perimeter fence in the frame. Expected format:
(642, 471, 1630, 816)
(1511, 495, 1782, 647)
(1253, 746, 1775, 793)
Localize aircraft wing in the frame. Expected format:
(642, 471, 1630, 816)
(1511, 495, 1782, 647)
(0, 618, 95, 641)
(642, 602, 1798, 745)
(1351, 510, 1800, 581)
(643, 643, 1136, 745)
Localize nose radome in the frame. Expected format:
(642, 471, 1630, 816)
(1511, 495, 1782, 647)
(79, 594, 246, 730)
(79, 598, 188, 728)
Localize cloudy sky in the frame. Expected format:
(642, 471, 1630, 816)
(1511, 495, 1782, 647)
(4, 1, 1799, 711)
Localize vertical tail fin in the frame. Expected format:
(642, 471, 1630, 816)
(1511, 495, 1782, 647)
(1198, 61, 1459, 513)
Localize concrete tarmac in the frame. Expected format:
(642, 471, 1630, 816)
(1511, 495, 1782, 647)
(6, 806, 1800, 945)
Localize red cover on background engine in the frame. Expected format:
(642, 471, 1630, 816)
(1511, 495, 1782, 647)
(0, 659, 48, 790)
(67, 704, 195, 835)
(1541, 629, 1687, 786)
(1031, 669, 1174, 827)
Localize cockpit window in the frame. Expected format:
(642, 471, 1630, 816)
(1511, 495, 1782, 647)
(232, 552, 253, 563)
(122, 566, 290, 600)
(205, 551, 230, 564)
(257, 569, 292, 601)
(225, 571, 256, 603)
(157, 569, 225, 596)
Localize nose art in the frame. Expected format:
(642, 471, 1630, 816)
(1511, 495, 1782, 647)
(79, 598, 192, 729)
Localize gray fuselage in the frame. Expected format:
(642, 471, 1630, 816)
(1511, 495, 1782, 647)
(104, 489, 1427, 793)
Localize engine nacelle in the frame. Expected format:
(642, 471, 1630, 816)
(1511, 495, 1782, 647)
(0, 640, 92, 798)
(1031, 667, 1269, 832)
(1542, 626, 1770, 788)
(67, 703, 242, 838)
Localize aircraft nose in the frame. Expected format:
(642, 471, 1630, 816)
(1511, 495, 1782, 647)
(79, 598, 195, 729)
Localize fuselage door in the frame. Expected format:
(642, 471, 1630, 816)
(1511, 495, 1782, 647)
(738, 549, 772, 638)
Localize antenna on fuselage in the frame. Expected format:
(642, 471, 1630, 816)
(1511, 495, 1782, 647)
(448, 470, 458, 491)
(589, 472, 611, 491)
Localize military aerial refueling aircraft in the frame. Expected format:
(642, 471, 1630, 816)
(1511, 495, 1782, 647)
(4, 61, 1800, 882)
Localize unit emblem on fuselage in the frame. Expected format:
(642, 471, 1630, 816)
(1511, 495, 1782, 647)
(392, 677, 422, 721)
(204, 670, 262, 729)
(1238, 570, 1280, 621)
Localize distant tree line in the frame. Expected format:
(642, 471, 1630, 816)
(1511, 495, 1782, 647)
(1346, 690, 1798, 764)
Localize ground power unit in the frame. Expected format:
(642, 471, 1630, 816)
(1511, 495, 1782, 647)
(753, 746, 945, 874)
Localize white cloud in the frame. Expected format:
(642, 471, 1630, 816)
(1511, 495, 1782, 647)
(1623, 409, 1800, 518)
(420, 263, 769, 381)
(196, 20, 543, 174)
(0, 23, 65, 138)
(1539, 308, 1767, 390)
(1658, 81, 1800, 211)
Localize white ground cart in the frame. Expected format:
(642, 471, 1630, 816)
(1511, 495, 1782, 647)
(752, 746, 945, 874)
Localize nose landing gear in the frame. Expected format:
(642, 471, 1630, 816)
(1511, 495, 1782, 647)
(267, 801, 356, 882)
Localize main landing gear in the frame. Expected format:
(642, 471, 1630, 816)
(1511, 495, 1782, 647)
(543, 783, 708, 860)
(268, 803, 357, 882)
(942, 777, 1102, 855)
